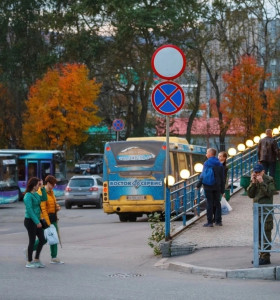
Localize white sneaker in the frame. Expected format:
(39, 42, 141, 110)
(33, 260, 46, 268)
(50, 258, 64, 264)
(25, 262, 39, 268)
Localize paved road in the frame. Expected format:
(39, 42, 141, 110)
(1, 202, 280, 299)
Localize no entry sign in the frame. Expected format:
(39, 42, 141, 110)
(151, 81, 185, 115)
(151, 45, 186, 80)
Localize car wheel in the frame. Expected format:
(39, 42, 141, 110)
(96, 195, 103, 209)
(65, 201, 72, 209)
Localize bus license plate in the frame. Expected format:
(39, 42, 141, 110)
(127, 195, 146, 200)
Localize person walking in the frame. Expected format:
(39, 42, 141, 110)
(23, 177, 47, 268)
(82, 168, 91, 175)
(196, 148, 225, 227)
(35, 175, 64, 264)
(258, 128, 280, 179)
(247, 163, 275, 265)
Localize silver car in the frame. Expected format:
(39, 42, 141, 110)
(64, 175, 103, 209)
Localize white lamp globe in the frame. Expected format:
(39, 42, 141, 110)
(194, 163, 203, 173)
(245, 139, 254, 147)
(253, 136, 260, 144)
(228, 148, 237, 156)
(260, 133, 266, 139)
(272, 128, 279, 135)
(237, 143, 246, 152)
(164, 175, 175, 186)
(180, 169, 190, 179)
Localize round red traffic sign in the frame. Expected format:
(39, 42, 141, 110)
(112, 119, 125, 131)
(151, 45, 186, 80)
(151, 81, 185, 115)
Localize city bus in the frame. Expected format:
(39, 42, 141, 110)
(0, 154, 19, 204)
(103, 137, 206, 222)
(0, 150, 68, 198)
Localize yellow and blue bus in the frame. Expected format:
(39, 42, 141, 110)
(103, 137, 206, 222)
(0, 154, 19, 204)
(0, 150, 67, 198)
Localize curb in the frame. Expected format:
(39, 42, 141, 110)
(155, 259, 280, 281)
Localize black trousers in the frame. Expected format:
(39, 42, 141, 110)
(24, 218, 46, 262)
(204, 189, 222, 224)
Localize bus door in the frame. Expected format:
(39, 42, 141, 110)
(27, 161, 38, 180)
(40, 161, 52, 182)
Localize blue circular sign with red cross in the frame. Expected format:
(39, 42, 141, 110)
(151, 81, 185, 115)
(112, 119, 125, 131)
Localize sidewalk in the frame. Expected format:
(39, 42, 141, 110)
(155, 190, 280, 280)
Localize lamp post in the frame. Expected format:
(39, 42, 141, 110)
(228, 148, 237, 193)
(164, 175, 175, 241)
(180, 169, 190, 226)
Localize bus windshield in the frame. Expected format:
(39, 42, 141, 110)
(109, 141, 163, 166)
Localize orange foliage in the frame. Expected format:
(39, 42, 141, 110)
(22, 63, 101, 150)
(222, 55, 270, 137)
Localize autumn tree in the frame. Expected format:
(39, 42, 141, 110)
(22, 63, 101, 151)
(222, 55, 270, 138)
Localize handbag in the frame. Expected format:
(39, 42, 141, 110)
(40, 218, 48, 229)
(44, 224, 59, 245)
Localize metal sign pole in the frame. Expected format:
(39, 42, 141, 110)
(165, 115, 170, 240)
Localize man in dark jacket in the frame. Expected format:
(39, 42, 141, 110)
(258, 129, 280, 179)
(247, 163, 275, 265)
(196, 148, 225, 227)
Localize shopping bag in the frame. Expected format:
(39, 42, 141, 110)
(221, 196, 232, 215)
(44, 224, 59, 245)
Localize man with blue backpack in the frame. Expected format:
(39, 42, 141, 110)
(196, 148, 225, 227)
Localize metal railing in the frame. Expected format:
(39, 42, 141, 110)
(253, 204, 280, 267)
(165, 136, 280, 240)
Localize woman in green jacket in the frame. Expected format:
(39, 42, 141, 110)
(23, 177, 47, 268)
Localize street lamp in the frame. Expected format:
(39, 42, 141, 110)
(272, 128, 279, 135)
(180, 169, 190, 180)
(260, 133, 266, 139)
(194, 163, 203, 173)
(253, 136, 260, 144)
(228, 148, 237, 157)
(237, 143, 246, 152)
(164, 175, 175, 187)
(228, 148, 236, 193)
(245, 139, 254, 147)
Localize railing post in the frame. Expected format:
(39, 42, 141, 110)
(253, 203, 259, 267)
(165, 186, 171, 241)
(230, 156, 234, 193)
(183, 181, 187, 226)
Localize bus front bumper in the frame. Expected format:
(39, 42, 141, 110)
(103, 202, 164, 214)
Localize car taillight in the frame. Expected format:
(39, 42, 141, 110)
(89, 187, 98, 191)
(65, 187, 72, 192)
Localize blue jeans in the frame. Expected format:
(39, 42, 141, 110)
(204, 189, 222, 224)
(260, 161, 276, 178)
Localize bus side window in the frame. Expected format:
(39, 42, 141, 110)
(172, 152, 179, 182)
(28, 163, 37, 179)
(18, 160, 25, 181)
(178, 152, 188, 178)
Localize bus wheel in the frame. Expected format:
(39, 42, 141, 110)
(65, 201, 72, 209)
(128, 215, 137, 222)
(119, 214, 128, 222)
